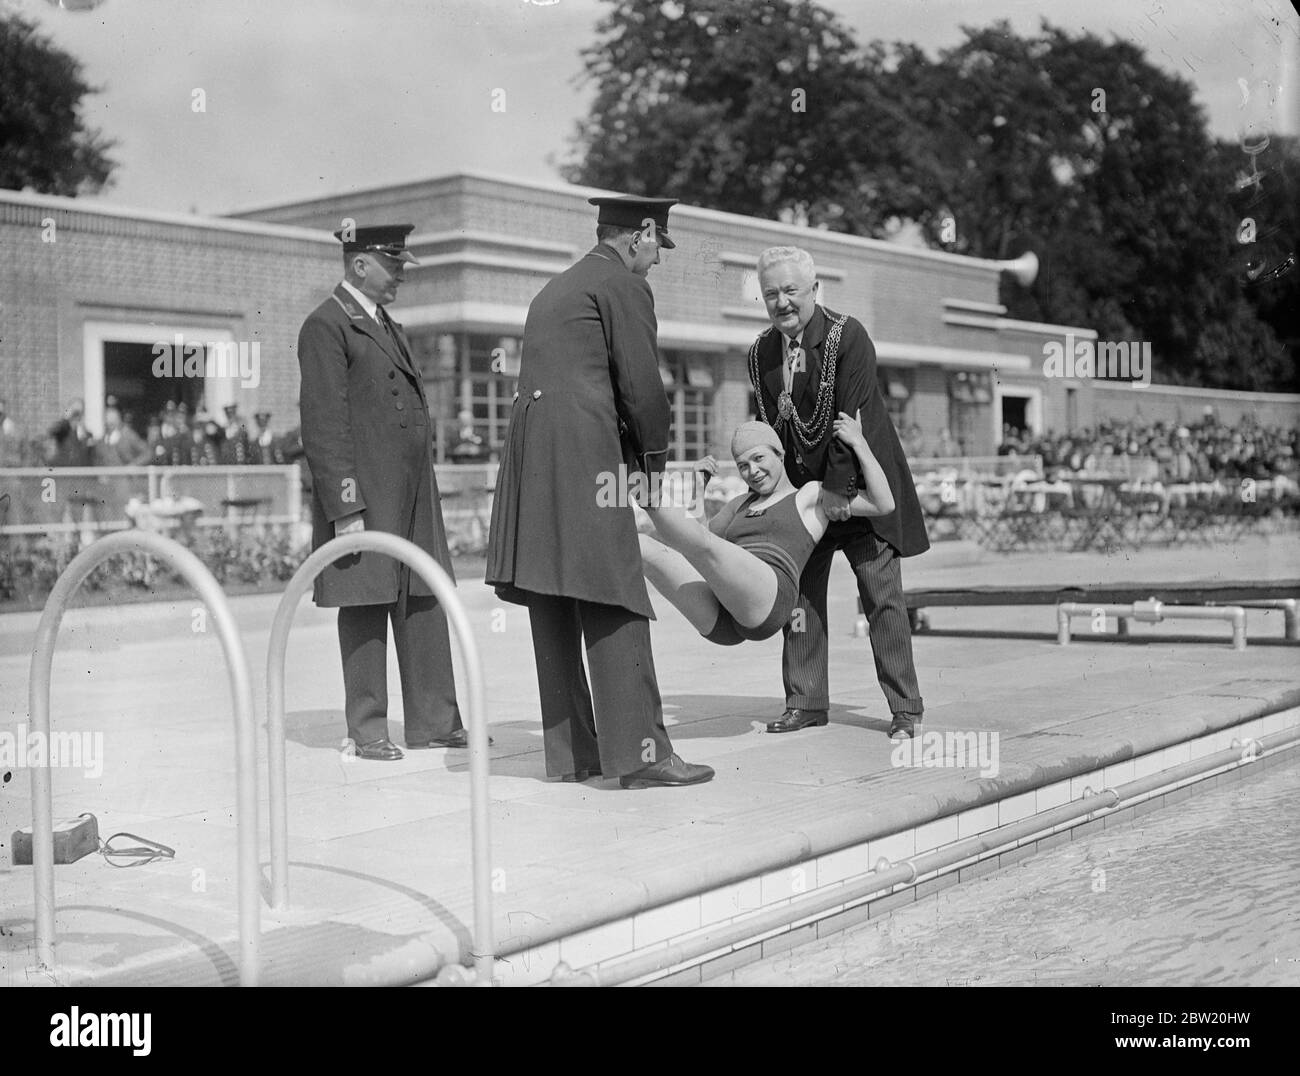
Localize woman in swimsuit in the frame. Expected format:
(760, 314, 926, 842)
(637, 413, 894, 645)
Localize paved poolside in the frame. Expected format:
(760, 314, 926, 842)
(0, 533, 1296, 986)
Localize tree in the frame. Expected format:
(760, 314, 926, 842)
(885, 21, 1283, 388)
(0, 9, 116, 195)
(559, 0, 919, 234)
(1216, 133, 1299, 391)
(562, 5, 1296, 390)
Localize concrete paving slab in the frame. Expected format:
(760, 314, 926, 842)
(0, 533, 1296, 984)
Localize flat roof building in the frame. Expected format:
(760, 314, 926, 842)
(3, 173, 1295, 463)
(230, 170, 1060, 461)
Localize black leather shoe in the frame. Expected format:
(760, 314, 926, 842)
(619, 753, 714, 789)
(766, 708, 829, 734)
(355, 738, 403, 761)
(560, 766, 603, 783)
(407, 728, 493, 750)
(888, 714, 918, 742)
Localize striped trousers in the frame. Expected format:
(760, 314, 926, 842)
(782, 526, 924, 718)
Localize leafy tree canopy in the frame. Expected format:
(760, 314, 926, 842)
(562, 2, 1296, 391)
(0, 9, 116, 196)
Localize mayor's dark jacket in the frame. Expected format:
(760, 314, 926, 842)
(750, 304, 929, 557)
(296, 284, 454, 607)
(487, 244, 672, 618)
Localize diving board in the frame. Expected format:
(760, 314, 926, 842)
(897, 580, 1300, 648)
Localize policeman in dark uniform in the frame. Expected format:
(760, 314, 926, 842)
(248, 410, 284, 465)
(297, 224, 468, 761)
(220, 402, 251, 465)
(487, 196, 714, 789)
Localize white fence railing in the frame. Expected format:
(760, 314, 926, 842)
(0, 465, 301, 537)
(5, 457, 1289, 547)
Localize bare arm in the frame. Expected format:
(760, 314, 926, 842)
(832, 412, 895, 517)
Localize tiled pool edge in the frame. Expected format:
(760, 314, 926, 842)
(491, 705, 1300, 987)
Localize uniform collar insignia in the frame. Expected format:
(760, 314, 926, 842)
(331, 283, 369, 320)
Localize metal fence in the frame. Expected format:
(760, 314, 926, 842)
(0, 465, 302, 537)
(5, 459, 1292, 558)
(909, 454, 1044, 478)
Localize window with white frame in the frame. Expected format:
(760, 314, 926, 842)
(659, 350, 716, 461)
(419, 332, 519, 460)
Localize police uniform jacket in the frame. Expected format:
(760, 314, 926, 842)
(248, 432, 286, 466)
(219, 422, 251, 465)
(487, 244, 671, 618)
(297, 284, 453, 607)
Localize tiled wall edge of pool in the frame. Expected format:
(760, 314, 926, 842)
(491, 706, 1300, 986)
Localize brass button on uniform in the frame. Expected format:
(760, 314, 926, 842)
(532, 389, 542, 399)
(395, 402, 404, 411)
(388, 371, 396, 379)
(391, 388, 399, 395)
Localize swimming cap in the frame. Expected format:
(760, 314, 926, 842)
(731, 421, 784, 459)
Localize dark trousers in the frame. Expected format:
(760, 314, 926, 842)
(337, 584, 463, 746)
(782, 526, 923, 717)
(525, 593, 673, 778)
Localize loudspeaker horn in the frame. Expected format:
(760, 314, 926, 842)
(997, 251, 1039, 286)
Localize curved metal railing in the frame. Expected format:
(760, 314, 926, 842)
(27, 530, 260, 986)
(265, 531, 494, 985)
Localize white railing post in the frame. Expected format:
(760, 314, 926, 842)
(27, 530, 261, 985)
(265, 531, 494, 984)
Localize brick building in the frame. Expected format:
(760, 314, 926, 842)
(3, 173, 1296, 460)
(231, 171, 1056, 460)
(0, 188, 336, 450)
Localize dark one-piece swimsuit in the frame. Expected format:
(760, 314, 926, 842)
(704, 490, 819, 645)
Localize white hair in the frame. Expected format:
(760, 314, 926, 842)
(756, 246, 816, 281)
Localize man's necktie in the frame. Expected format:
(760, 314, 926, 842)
(376, 306, 408, 361)
(784, 335, 802, 395)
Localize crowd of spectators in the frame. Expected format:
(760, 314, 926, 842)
(0, 396, 299, 468)
(901, 424, 962, 460)
(3, 395, 1297, 490)
(1000, 415, 1300, 485)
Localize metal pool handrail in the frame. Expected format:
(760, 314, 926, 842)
(27, 530, 261, 985)
(264, 531, 494, 985)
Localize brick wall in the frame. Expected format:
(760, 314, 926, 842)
(231, 174, 1049, 461)
(1, 193, 337, 440)
(14, 174, 1290, 471)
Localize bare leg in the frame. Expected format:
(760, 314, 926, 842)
(644, 505, 779, 627)
(638, 534, 724, 636)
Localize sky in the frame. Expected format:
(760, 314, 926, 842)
(9, 0, 1300, 216)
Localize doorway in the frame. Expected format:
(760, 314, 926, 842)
(103, 341, 203, 437)
(993, 384, 1042, 450)
(82, 321, 236, 436)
